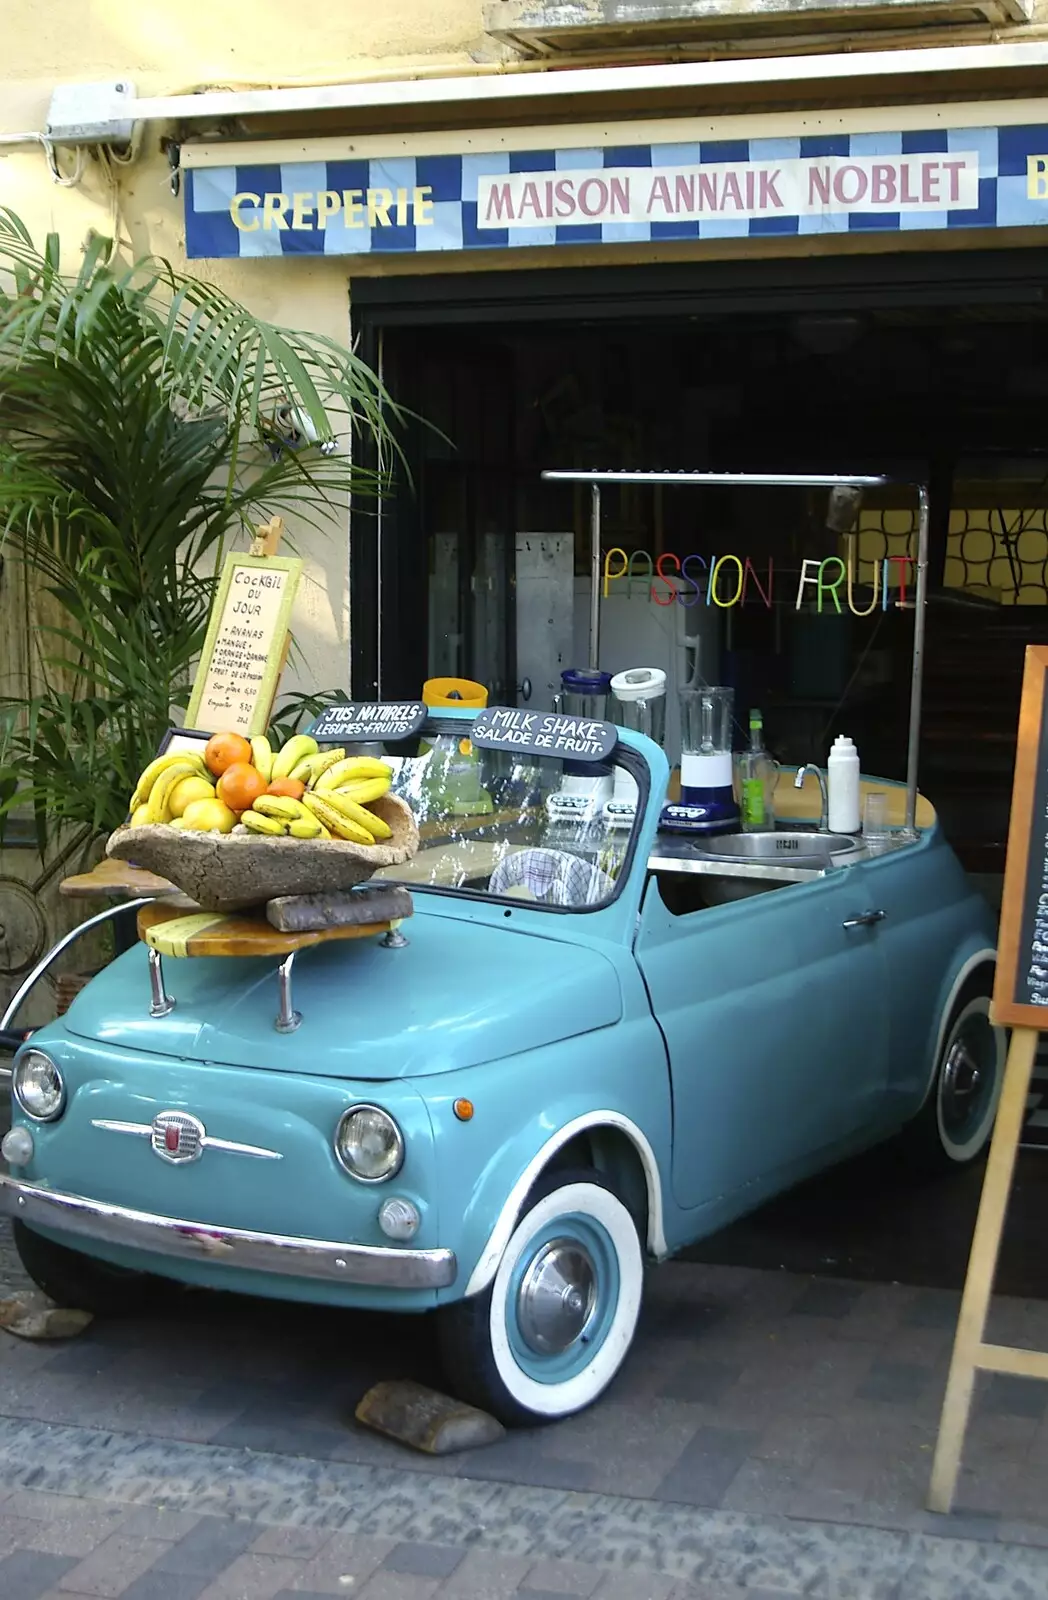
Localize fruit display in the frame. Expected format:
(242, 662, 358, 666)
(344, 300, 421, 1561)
(126, 733, 396, 847)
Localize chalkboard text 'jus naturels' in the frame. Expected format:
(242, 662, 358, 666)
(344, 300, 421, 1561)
(604, 548, 916, 615)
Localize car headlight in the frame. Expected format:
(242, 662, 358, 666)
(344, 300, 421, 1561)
(334, 1104, 403, 1183)
(13, 1050, 65, 1122)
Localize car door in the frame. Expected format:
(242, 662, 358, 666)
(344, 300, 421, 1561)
(635, 867, 889, 1212)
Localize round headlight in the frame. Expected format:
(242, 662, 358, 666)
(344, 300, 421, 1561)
(13, 1050, 65, 1122)
(334, 1105, 404, 1183)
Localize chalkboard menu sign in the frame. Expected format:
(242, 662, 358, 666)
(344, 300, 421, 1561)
(185, 554, 301, 737)
(994, 645, 1048, 1027)
(307, 701, 427, 743)
(470, 707, 618, 762)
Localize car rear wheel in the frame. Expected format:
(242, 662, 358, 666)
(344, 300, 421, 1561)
(436, 1168, 643, 1428)
(905, 991, 1006, 1172)
(13, 1221, 160, 1316)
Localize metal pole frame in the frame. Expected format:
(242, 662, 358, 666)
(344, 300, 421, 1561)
(544, 468, 928, 831)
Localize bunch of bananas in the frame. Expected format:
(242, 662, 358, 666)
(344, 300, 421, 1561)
(126, 731, 395, 845)
(239, 757, 394, 844)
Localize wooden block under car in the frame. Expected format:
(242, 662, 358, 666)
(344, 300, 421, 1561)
(266, 884, 414, 934)
(355, 1379, 505, 1455)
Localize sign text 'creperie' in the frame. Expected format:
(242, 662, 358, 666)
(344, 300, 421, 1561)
(479, 154, 978, 227)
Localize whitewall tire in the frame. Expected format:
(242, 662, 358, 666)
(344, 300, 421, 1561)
(906, 990, 1006, 1171)
(437, 1169, 643, 1427)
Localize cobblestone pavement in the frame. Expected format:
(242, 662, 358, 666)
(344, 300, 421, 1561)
(3, 1217, 1048, 1598)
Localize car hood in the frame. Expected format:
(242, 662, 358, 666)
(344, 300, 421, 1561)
(59, 908, 623, 1079)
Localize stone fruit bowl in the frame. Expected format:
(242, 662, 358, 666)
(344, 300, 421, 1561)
(106, 794, 419, 913)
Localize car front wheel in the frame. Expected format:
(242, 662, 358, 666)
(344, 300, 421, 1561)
(437, 1168, 643, 1428)
(13, 1221, 160, 1316)
(906, 992, 1006, 1171)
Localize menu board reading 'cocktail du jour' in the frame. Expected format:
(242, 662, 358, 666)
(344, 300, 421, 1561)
(185, 555, 302, 738)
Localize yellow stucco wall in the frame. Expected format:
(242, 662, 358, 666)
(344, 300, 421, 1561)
(1, 0, 495, 699)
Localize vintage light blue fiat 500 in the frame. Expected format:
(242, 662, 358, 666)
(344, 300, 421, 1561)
(0, 711, 1003, 1426)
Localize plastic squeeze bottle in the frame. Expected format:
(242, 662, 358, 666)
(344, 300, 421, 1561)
(827, 735, 861, 833)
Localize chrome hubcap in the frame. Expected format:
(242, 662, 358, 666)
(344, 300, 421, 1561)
(943, 1041, 983, 1112)
(517, 1238, 597, 1355)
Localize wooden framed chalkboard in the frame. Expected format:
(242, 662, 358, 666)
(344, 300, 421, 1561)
(185, 553, 302, 737)
(992, 644, 1048, 1029)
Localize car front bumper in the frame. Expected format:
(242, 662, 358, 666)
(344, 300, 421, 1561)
(0, 1175, 457, 1290)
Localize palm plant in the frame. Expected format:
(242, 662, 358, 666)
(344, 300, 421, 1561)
(0, 209, 397, 847)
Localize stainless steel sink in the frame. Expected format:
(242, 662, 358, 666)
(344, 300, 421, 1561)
(689, 830, 863, 869)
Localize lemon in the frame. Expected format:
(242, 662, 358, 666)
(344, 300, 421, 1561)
(181, 798, 237, 834)
(168, 775, 216, 818)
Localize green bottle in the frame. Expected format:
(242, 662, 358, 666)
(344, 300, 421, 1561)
(739, 709, 772, 830)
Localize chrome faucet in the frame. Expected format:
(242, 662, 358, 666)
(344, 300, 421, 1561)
(794, 764, 829, 831)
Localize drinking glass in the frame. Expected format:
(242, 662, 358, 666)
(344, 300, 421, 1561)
(862, 791, 891, 853)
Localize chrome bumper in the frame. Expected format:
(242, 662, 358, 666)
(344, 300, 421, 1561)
(0, 1175, 456, 1290)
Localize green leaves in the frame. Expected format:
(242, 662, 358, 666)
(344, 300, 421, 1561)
(0, 210, 397, 848)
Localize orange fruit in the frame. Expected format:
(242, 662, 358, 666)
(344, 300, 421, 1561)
(267, 778, 306, 800)
(204, 731, 252, 777)
(216, 761, 267, 814)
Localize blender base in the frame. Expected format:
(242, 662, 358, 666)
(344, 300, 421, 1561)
(659, 787, 740, 836)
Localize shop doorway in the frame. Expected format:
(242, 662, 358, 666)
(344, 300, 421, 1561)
(352, 247, 1048, 871)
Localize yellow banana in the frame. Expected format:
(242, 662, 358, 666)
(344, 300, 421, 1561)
(250, 737, 274, 783)
(301, 794, 375, 845)
(329, 776, 391, 807)
(147, 761, 202, 825)
(131, 751, 207, 810)
(241, 810, 287, 836)
(316, 790, 390, 841)
(254, 795, 310, 823)
(272, 734, 318, 780)
(315, 757, 392, 793)
(297, 745, 347, 784)
(289, 815, 324, 839)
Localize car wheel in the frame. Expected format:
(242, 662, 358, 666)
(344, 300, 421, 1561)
(436, 1168, 643, 1428)
(13, 1221, 160, 1316)
(906, 992, 1006, 1172)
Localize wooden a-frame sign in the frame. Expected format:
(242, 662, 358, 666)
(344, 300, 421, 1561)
(929, 643, 1048, 1513)
(185, 518, 301, 737)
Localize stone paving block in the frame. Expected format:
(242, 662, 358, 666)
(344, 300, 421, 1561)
(0, 1548, 79, 1600)
(149, 1517, 260, 1579)
(40, 1345, 121, 1379)
(382, 1545, 463, 1580)
(116, 1514, 202, 1544)
(856, 1361, 933, 1406)
(15, 1507, 129, 1559)
(352, 1575, 441, 1599)
(656, 1360, 743, 1405)
(250, 1527, 333, 1560)
(788, 1282, 864, 1321)
(717, 1458, 796, 1517)
(977, 1373, 1048, 1421)
(902, 1290, 961, 1330)
(520, 1558, 601, 1595)
(194, 1552, 305, 1599)
(592, 1575, 676, 1600)
(115, 1572, 213, 1600)
(654, 1426, 760, 1509)
(438, 1548, 533, 1596)
(56, 1536, 173, 1597)
(290, 1533, 396, 1592)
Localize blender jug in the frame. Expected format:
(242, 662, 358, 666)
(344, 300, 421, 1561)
(607, 668, 666, 827)
(660, 685, 740, 836)
(547, 668, 616, 823)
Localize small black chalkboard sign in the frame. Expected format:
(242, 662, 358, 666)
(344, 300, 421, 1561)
(307, 701, 427, 744)
(996, 646, 1048, 1028)
(470, 706, 618, 762)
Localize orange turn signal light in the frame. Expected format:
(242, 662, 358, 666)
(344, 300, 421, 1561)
(453, 1098, 474, 1122)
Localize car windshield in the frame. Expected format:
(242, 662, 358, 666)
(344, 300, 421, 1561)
(370, 725, 643, 910)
